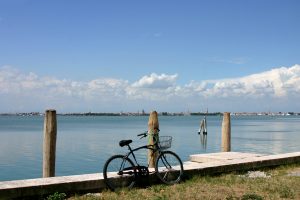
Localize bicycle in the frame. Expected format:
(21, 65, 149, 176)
(103, 130, 184, 191)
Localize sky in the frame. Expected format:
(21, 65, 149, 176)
(0, 0, 300, 113)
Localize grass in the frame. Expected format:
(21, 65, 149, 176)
(68, 163, 300, 200)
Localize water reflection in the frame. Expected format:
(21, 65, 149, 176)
(199, 132, 207, 150)
(1, 115, 300, 181)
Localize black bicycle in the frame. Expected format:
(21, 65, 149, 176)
(103, 131, 184, 191)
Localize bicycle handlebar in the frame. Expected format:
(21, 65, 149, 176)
(137, 131, 148, 138)
(137, 129, 160, 139)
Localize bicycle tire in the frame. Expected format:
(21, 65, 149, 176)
(155, 151, 183, 185)
(103, 155, 136, 191)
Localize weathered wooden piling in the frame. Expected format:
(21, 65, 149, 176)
(221, 112, 231, 152)
(43, 109, 57, 177)
(148, 111, 159, 168)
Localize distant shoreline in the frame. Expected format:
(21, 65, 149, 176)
(0, 111, 299, 117)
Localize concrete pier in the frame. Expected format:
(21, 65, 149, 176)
(0, 152, 299, 199)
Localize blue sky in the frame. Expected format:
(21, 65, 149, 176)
(0, 0, 300, 113)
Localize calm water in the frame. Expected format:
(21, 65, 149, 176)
(0, 115, 299, 181)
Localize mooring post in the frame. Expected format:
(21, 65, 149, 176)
(221, 112, 231, 152)
(148, 111, 159, 168)
(43, 109, 57, 177)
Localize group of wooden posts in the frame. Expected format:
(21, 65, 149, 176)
(42, 110, 231, 178)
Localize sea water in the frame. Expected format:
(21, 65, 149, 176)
(0, 115, 299, 181)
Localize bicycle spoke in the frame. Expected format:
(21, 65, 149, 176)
(163, 171, 170, 180)
(155, 151, 183, 185)
(103, 155, 136, 191)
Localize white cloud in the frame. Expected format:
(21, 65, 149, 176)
(85, 78, 129, 100)
(0, 64, 300, 112)
(128, 73, 179, 101)
(132, 73, 177, 88)
(200, 64, 300, 98)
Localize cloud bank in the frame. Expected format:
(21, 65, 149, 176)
(0, 64, 300, 112)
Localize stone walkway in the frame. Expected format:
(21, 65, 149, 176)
(0, 152, 299, 199)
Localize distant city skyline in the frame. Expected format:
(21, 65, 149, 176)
(0, 1, 299, 112)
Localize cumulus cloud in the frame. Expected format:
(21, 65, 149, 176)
(0, 67, 130, 112)
(0, 64, 300, 112)
(195, 64, 300, 98)
(127, 73, 179, 101)
(132, 73, 177, 88)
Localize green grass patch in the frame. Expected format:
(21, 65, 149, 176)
(69, 163, 300, 200)
(46, 192, 67, 200)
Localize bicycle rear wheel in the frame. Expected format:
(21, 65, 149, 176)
(155, 151, 183, 184)
(103, 155, 136, 191)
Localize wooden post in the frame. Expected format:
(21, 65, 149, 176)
(221, 112, 231, 152)
(148, 111, 159, 168)
(43, 109, 57, 177)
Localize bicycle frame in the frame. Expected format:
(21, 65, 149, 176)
(103, 134, 184, 190)
(124, 143, 159, 167)
(114, 144, 157, 176)
(116, 135, 174, 177)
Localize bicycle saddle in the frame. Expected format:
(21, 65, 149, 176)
(119, 140, 132, 147)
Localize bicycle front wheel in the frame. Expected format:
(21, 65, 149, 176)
(155, 151, 183, 185)
(103, 155, 136, 191)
